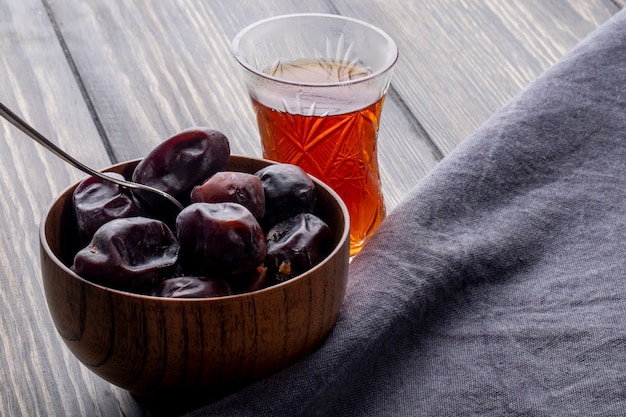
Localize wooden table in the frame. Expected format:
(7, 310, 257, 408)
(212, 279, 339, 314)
(0, 1, 622, 415)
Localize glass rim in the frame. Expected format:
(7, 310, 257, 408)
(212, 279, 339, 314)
(231, 13, 399, 88)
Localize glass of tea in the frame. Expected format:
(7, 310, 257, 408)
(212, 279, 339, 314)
(232, 13, 398, 256)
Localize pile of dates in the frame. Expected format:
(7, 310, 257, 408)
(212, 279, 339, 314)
(70, 127, 334, 298)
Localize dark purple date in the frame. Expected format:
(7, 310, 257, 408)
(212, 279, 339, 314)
(72, 217, 179, 291)
(149, 276, 232, 298)
(255, 163, 316, 229)
(132, 127, 230, 202)
(229, 266, 270, 294)
(191, 171, 265, 219)
(176, 202, 266, 276)
(73, 172, 143, 242)
(265, 213, 333, 281)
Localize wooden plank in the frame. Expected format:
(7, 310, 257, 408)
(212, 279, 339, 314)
(0, 1, 144, 416)
(334, 0, 619, 154)
(44, 0, 440, 209)
(41, 0, 325, 159)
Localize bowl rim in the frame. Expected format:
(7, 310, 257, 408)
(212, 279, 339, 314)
(39, 155, 350, 303)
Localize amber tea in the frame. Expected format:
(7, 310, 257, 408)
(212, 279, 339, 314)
(253, 59, 387, 255)
(233, 13, 398, 255)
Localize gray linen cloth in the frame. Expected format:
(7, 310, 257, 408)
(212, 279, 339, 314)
(189, 9, 626, 416)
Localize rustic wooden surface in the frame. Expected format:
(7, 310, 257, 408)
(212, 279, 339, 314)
(0, 0, 621, 415)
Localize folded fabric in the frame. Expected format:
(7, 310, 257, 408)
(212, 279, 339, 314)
(188, 9, 626, 417)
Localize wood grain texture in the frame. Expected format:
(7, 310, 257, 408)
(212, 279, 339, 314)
(0, 0, 621, 415)
(44, 0, 440, 209)
(0, 1, 143, 416)
(333, 0, 618, 155)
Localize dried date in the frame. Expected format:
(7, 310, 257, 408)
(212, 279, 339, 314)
(191, 171, 265, 219)
(73, 172, 143, 242)
(132, 127, 230, 202)
(72, 217, 179, 291)
(255, 164, 315, 229)
(149, 276, 232, 298)
(265, 213, 333, 281)
(176, 202, 266, 276)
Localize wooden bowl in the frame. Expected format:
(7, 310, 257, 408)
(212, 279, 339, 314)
(39, 155, 350, 412)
